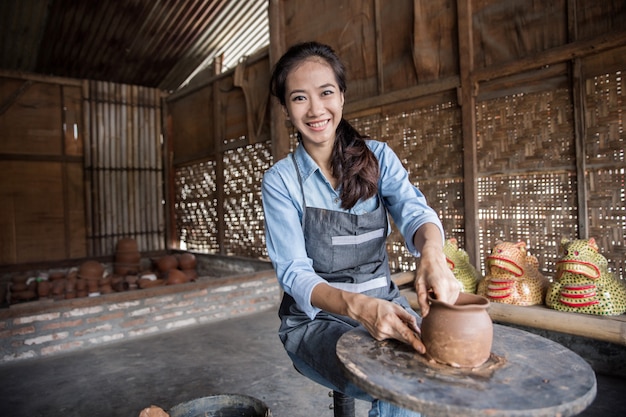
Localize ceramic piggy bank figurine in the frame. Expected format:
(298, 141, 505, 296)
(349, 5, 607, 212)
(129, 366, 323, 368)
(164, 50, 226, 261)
(546, 238, 626, 315)
(443, 238, 482, 293)
(477, 241, 549, 306)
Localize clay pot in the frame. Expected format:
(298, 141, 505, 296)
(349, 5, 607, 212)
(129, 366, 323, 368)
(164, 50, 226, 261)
(420, 292, 493, 368)
(11, 275, 29, 284)
(116, 238, 139, 253)
(182, 269, 198, 282)
(78, 260, 104, 280)
(115, 251, 141, 264)
(166, 269, 190, 285)
(37, 281, 51, 298)
(114, 263, 140, 276)
(11, 283, 28, 292)
(177, 253, 197, 270)
(155, 255, 178, 272)
(75, 279, 87, 291)
(49, 272, 66, 281)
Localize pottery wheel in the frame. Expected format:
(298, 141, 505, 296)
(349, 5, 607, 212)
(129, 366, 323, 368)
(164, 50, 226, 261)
(336, 324, 596, 417)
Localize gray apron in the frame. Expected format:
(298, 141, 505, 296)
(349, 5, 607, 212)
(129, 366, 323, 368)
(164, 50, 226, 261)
(278, 154, 416, 394)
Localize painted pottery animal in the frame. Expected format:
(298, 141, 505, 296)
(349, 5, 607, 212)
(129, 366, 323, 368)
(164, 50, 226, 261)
(443, 238, 482, 293)
(477, 241, 549, 306)
(546, 238, 626, 316)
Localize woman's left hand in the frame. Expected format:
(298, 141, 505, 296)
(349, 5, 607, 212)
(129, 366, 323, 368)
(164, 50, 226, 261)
(412, 224, 462, 317)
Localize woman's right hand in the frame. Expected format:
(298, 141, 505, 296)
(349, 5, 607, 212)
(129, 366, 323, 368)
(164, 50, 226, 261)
(349, 294, 426, 354)
(311, 283, 425, 353)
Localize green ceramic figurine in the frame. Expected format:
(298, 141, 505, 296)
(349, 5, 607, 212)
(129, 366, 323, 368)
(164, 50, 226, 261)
(443, 238, 482, 293)
(546, 238, 626, 316)
(477, 241, 549, 306)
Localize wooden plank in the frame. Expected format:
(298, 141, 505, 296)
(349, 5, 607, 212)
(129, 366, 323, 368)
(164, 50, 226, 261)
(488, 302, 626, 346)
(0, 79, 63, 156)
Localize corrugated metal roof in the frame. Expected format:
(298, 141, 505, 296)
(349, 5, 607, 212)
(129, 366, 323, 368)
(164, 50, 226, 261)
(0, 0, 269, 92)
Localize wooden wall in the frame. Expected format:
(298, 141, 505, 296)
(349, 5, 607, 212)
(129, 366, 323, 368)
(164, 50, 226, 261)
(0, 73, 165, 267)
(0, 76, 86, 264)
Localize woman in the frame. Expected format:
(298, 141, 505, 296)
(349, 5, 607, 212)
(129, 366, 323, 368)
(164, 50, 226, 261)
(261, 41, 460, 417)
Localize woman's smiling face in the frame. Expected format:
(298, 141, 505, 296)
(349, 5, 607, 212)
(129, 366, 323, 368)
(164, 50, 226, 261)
(284, 57, 344, 149)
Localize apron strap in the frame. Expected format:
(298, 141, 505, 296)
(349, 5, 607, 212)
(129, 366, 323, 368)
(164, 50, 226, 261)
(291, 153, 307, 232)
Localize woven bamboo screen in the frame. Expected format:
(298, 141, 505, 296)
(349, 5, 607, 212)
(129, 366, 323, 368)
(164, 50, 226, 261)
(475, 88, 579, 277)
(222, 141, 273, 258)
(350, 100, 464, 272)
(174, 160, 219, 253)
(174, 141, 272, 258)
(584, 71, 625, 280)
(86, 81, 165, 256)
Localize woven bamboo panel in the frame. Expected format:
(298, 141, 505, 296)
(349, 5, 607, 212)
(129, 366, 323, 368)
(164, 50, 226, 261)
(351, 101, 464, 272)
(475, 88, 578, 277)
(476, 172, 579, 277)
(585, 70, 625, 280)
(476, 88, 575, 173)
(222, 141, 273, 258)
(175, 160, 220, 253)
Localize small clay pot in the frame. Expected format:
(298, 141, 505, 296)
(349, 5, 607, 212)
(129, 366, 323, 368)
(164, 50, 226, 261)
(37, 281, 51, 297)
(11, 275, 29, 284)
(182, 269, 198, 281)
(75, 279, 87, 291)
(155, 255, 178, 272)
(49, 272, 66, 281)
(116, 238, 139, 252)
(11, 283, 28, 292)
(115, 251, 141, 264)
(166, 269, 189, 285)
(114, 263, 140, 276)
(177, 253, 197, 269)
(420, 292, 493, 368)
(78, 260, 104, 280)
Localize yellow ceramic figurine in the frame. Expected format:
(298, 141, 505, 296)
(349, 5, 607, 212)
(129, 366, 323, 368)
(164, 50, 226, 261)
(477, 241, 549, 306)
(546, 238, 626, 316)
(443, 238, 482, 293)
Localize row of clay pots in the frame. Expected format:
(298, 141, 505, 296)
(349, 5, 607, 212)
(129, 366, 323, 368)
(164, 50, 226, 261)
(7, 251, 200, 304)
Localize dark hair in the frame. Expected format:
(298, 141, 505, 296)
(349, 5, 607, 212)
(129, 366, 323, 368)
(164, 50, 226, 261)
(270, 41, 379, 210)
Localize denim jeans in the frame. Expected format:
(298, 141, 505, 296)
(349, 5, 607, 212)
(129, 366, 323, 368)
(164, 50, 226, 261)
(288, 352, 423, 417)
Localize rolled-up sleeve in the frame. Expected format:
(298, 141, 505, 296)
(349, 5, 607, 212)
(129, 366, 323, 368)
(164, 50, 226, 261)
(261, 164, 324, 319)
(373, 141, 445, 255)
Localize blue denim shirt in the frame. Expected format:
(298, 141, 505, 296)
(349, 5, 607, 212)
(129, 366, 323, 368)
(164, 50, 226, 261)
(261, 139, 444, 319)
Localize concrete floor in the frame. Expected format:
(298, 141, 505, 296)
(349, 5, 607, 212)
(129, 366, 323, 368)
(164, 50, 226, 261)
(0, 307, 625, 417)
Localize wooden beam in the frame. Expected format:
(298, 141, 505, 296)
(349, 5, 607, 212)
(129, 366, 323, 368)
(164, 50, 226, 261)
(473, 29, 626, 83)
(345, 76, 459, 115)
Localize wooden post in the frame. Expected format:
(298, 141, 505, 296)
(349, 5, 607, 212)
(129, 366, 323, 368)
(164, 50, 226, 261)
(269, 0, 290, 162)
(568, 0, 589, 239)
(456, 0, 479, 266)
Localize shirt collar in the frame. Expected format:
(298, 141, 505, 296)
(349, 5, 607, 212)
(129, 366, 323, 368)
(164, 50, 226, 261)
(293, 144, 320, 183)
